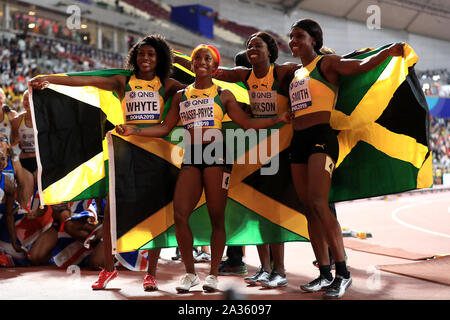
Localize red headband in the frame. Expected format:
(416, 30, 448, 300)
(190, 44, 221, 71)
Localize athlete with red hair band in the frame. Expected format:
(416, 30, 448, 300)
(117, 44, 292, 293)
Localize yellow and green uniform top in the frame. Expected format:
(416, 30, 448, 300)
(244, 64, 289, 118)
(289, 55, 338, 118)
(18, 117, 35, 154)
(178, 83, 225, 130)
(121, 74, 165, 124)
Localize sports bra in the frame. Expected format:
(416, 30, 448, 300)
(179, 83, 225, 130)
(289, 55, 338, 118)
(244, 64, 289, 118)
(121, 74, 166, 124)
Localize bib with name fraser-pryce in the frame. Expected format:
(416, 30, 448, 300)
(124, 90, 161, 122)
(290, 77, 312, 112)
(249, 90, 278, 117)
(179, 97, 215, 130)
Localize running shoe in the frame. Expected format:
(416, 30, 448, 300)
(91, 268, 118, 290)
(202, 275, 219, 292)
(171, 248, 180, 261)
(143, 274, 158, 291)
(244, 267, 270, 285)
(194, 250, 211, 263)
(300, 275, 333, 292)
(322, 275, 352, 299)
(259, 271, 288, 288)
(218, 260, 248, 276)
(176, 273, 200, 293)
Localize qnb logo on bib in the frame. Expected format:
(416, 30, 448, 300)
(290, 77, 312, 112)
(125, 90, 161, 122)
(249, 90, 278, 117)
(179, 97, 215, 130)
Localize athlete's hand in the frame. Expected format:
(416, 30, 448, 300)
(388, 43, 404, 57)
(278, 112, 293, 124)
(116, 124, 134, 136)
(29, 77, 50, 90)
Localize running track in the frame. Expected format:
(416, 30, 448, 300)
(1, 189, 449, 301)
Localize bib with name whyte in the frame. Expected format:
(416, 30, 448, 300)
(122, 74, 165, 124)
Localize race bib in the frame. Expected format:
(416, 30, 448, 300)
(179, 98, 215, 130)
(249, 90, 278, 117)
(290, 77, 312, 112)
(124, 90, 160, 122)
(19, 128, 35, 153)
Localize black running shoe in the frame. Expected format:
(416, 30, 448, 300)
(300, 275, 333, 292)
(322, 275, 352, 299)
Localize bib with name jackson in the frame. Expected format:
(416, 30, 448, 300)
(245, 64, 289, 118)
(289, 55, 338, 118)
(122, 74, 165, 124)
(179, 84, 224, 130)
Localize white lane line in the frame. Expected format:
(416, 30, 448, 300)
(391, 200, 450, 239)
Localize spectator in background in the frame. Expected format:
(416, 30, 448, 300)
(11, 91, 36, 208)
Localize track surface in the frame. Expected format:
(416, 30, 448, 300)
(1, 190, 449, 301)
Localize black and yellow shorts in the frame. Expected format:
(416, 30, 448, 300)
(289, 123, 339, 164)
(182, 140, 233, 171)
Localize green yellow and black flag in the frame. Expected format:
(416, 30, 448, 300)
(30, 69, 131, 205)
(329, 43, 432, 201)
(31, 43, 432, 253)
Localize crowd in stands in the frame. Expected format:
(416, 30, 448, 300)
(419, 68, 450, 97)
(431, 116, 450, 169)
(109, 0, 291, 53)
(122, 0, 171, 20)
(0, 32, 124, 107)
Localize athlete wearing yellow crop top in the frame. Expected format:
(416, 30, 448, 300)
(288, 19, 405, 299)
(30, 34, 186, 292)
(179, 83, 225, 130)
(122, 74, 166, 124)
(244, 64, 290, 118)
(116, 44, 291, 294)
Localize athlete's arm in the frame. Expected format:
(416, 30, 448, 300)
(223, 90, 291, 129)
(29, 74, 127, 99)
(117, 90, 182, 137)
(213, 67, 251, 83)
(322, 43, 404, 77)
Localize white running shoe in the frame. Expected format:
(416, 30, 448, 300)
(259, 271, 288, 288)
(176, 273, 200, 293)
(202, 275, 218, 292)
(244, 267, 270, 285)
(194, 251, 211, 263)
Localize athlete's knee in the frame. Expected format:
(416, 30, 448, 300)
(209, 215, 225, 232)
(173, 207, 191, 225)
(308, 197, 330, 219)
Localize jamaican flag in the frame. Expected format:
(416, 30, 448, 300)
(329, 43, 432, 201)
(30, 69, 131, 205)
